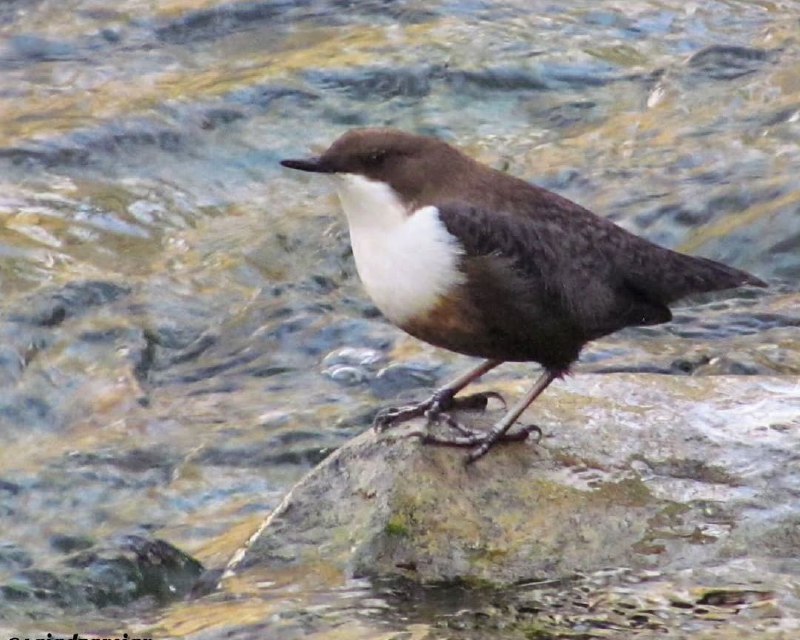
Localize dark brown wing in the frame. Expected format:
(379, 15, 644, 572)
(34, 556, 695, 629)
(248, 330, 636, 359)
(436, 199, 765, 341)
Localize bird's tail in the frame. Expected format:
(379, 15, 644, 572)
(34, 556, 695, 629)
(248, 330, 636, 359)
(624, 244, 766, 305)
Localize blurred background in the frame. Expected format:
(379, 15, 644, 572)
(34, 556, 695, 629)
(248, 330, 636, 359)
(0, 0, 798, 637)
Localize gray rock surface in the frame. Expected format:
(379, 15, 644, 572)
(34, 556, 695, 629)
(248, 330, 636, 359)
(229, 373, 800, 588)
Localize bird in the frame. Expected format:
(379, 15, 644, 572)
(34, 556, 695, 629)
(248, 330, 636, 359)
(280, 128, 767, 463)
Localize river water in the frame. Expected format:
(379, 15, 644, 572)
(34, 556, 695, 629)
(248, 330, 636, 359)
(0, 0, 798, 638)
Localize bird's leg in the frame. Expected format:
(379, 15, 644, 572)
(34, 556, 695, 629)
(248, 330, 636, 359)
(373, 359, 502, 431)
(420, 369, 560, 463)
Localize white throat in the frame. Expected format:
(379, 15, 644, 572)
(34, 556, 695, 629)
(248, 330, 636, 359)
(332, 174, 465, 325)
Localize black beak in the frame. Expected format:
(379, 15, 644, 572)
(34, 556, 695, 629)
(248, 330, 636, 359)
(280, 157, 334, 173)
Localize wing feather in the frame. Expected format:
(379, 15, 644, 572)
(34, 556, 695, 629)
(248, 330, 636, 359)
(435, 201, 674, 339)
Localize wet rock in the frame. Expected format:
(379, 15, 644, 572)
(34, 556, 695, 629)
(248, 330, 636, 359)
(2, 536, 203, 611)
(232, 374, 800, 588)
(85, 535, 203, 606)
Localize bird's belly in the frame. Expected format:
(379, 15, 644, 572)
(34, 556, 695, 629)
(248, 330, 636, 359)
(401, 284, 585, 368)
(399, 292, 495, 356)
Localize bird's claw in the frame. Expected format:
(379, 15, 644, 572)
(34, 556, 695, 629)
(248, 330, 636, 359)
(423, 422, 544, 464)
(373, 389, 454, 432)
(521, 423, 543, 444)
(373, 403, 426, 431)
(374, 389, 504, 432)
(421, 424, 535, 449)
(373, 389, 534, 463)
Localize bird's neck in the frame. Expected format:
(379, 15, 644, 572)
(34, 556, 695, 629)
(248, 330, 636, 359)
(333, 174, 409, 231)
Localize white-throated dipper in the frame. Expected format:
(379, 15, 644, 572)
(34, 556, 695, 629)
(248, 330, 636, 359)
(281, 128, 766, 463)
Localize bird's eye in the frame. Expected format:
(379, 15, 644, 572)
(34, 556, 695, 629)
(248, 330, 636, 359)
(367, 150, 387, 165)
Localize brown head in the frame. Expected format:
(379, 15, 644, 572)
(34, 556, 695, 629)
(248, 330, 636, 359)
(281, 128, 478, 207)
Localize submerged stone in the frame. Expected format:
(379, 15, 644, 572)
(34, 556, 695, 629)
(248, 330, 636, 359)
(1, 536, 203, 613)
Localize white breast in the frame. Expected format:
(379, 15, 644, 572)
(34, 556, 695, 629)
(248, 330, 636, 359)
(333, 174, 465, 326)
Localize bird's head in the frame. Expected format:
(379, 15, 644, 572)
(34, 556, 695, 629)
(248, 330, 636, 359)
(281, 128, 470, 211)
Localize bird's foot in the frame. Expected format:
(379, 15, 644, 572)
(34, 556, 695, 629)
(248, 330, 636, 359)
(373, 390, 506, 432)
(372, 389, 452, 432)
(374, 389, 526, 463)
(422, 421, 543, 465)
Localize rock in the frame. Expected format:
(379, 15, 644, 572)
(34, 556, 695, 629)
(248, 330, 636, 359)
(1, 535, 203, 613)
(229, 373, 800, 587)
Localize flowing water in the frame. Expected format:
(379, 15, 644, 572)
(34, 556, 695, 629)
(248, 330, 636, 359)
(0, 0, 798, 638)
